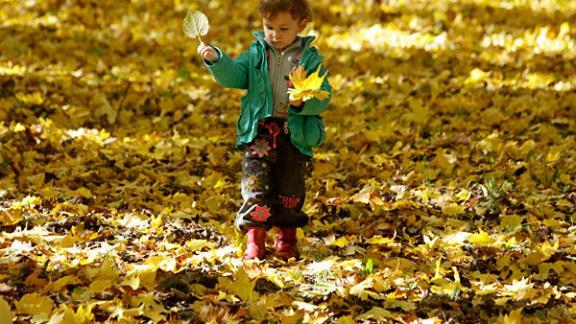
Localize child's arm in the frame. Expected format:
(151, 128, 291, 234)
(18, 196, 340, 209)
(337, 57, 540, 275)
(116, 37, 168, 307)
(289, 63, 332, 116)
(197, 43, 251, 89)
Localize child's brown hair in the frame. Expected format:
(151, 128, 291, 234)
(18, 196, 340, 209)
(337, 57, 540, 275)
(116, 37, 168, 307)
(259, 0, 312, 21)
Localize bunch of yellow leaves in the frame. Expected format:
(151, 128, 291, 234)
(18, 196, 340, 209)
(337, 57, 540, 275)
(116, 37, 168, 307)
(288, 64, 330, 102)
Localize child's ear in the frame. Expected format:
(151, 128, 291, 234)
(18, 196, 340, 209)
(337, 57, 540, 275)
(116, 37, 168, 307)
(298, 18, 308, 32)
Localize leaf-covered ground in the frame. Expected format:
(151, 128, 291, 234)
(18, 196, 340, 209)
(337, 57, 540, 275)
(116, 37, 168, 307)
(1, 0, 576, 322)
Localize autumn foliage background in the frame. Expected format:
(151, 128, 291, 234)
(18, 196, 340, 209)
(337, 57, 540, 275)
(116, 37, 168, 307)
(1, 0, 576, 322)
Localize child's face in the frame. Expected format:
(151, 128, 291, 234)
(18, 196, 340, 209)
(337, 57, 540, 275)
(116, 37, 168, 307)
(262, 11, 306, 51)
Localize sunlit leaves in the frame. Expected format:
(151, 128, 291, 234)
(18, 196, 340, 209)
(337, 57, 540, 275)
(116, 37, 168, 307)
(480, 23, 575, 58)
(1, 0, 576, 322)
(326, 24, 449, 53)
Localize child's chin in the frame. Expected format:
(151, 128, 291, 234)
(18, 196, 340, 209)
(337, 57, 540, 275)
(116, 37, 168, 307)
(270, 42, 284, 49)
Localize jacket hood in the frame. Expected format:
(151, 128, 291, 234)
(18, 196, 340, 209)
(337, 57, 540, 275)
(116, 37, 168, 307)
(252, 31, 316, 48)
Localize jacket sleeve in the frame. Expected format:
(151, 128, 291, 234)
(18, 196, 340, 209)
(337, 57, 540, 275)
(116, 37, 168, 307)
(290, 62, 332, 116)
(204, 46, 251, 89)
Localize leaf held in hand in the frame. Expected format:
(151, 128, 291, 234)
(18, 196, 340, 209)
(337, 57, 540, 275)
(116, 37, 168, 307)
(183, 10, 209, 42)
(288, 64, 330, 102)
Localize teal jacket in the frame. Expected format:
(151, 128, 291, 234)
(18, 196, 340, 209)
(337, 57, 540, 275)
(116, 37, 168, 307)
(205, 32, 332, 157)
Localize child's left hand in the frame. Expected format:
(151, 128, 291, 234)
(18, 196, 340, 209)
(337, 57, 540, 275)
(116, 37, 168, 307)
(289, 99, 303, 107)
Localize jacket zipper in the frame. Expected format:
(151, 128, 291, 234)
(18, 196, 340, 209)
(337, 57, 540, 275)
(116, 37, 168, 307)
(273, 50, 285, 114)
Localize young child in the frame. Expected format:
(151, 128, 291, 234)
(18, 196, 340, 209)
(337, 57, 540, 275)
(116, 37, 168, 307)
(197, 0, 331, 260)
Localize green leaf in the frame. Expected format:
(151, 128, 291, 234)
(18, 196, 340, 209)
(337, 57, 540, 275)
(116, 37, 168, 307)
(362, 258, 375, 276)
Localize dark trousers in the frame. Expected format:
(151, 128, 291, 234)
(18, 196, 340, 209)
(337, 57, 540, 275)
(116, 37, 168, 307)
(236, 118, 309, 231)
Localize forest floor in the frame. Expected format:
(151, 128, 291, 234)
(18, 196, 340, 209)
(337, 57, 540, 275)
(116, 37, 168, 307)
(1, 0, 575, 322)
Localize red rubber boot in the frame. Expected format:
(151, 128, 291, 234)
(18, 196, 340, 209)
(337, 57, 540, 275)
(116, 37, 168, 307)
(244, 227, 266, 260)
(274, 227, 299, 260)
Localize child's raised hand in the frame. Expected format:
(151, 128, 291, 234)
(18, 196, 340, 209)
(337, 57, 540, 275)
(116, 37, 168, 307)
(197, 43, 219, 62)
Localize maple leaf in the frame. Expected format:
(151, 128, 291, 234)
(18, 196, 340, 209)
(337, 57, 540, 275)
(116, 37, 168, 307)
(467, 228, 494, 247)
(131, 293, 167, 322)
(0, 297, 13, 324)
(217, 268, 257, 301)
(15, 293, 54, 322)
(287, 64, 330, 102)
(250, 205, 271, 222)
(356, 307, 397, 321)
(499, 308, 523, 324)
(503, 278, 535, 301)
(49, 304, 95, 323)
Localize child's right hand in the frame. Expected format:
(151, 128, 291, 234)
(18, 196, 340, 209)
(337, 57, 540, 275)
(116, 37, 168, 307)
(197, 43, 219, 62)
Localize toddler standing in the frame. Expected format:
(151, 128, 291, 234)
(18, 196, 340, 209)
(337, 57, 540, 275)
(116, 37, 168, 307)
(197, 0, 331, 260)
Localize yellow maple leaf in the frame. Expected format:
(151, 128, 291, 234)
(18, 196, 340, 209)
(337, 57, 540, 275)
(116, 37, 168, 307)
(46, 275, 82, 293)
(288, 64, 330, 102)
(130, 293, 166, 322)
(21, 195, 42, 207)
(537, 240, 558, 260)
(0, 296, 13, 324)
(145, 255, 177, 272)
(467, 228, 494, 246)
(49, 304, 94, 324)
(75, 187, 93, 199)
(442, 203, 465, 216)
(124, 263, 157, 290)
(151, 214, 163, 229)
(499, 308, 523, 324)
(408, 98, 431, 125)
(98, 256, 121, 281)
(503, 278, 534, 301)
(247, 297, 268, 320)
(338, 316, 355, 324)
(0, 209, 22, 226)
(366, 236, 396, 246)
(431, 266, 463, 299)
(500, 214, 524, 230)
(466, 68, 491, 83)
(356, 307, 396, 321)
(328, 236, 350, 248)
(185, 239, 213, 251)
(88, 279, 114, 293)
(11, 122, 26, 132)
(217, 268, 257, 302)
(15, 293, 54, 321)
(122, 275, 141, 290)
(350, 276, 383, 301)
